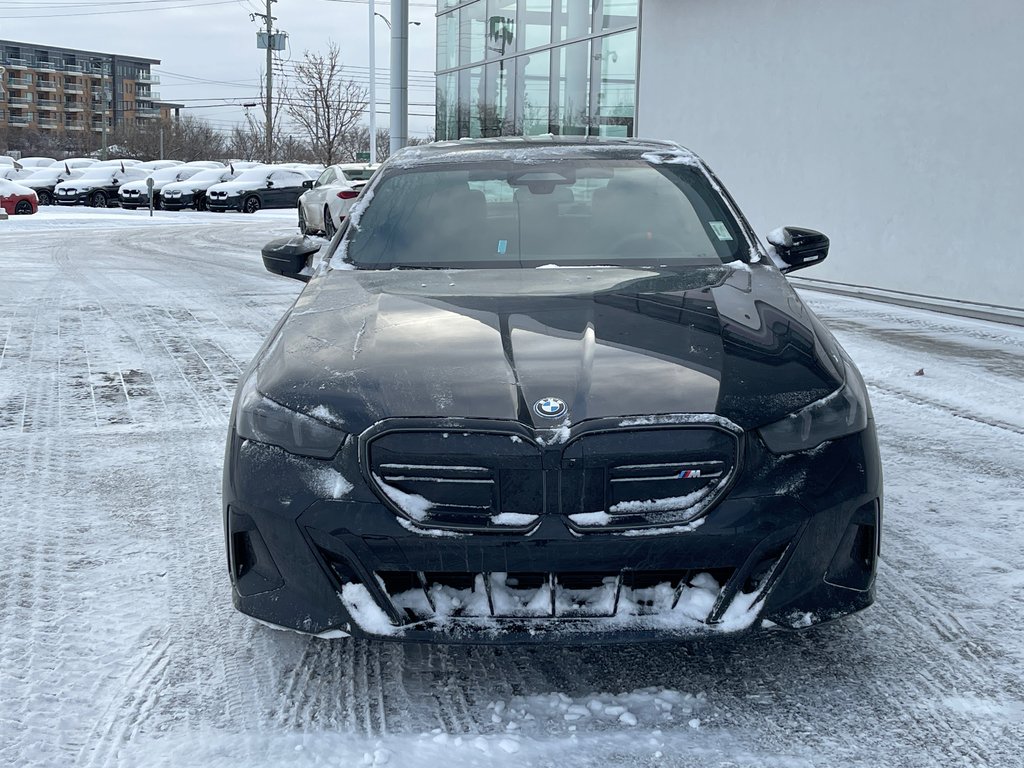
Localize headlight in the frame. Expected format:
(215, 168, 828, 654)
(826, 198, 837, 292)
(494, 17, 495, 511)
(758, 360, 869, 454)
(234, 374, 346, 458)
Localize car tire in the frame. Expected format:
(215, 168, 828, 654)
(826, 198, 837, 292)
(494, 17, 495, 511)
(196, 196, 207, 212)
(243, 196, 261, 214)
(91, 191, 109, 208)
(324, 207, 337, 238)
(14, 200, 34, 215)
(298, 205, 309, 235)
(37, 191, 54, 206)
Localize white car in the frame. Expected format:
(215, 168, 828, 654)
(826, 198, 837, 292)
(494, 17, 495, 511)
(0, 166, 35, 182)
(161, 165, 256, 211)
(17, 157, 57, 169)
(134, 160, 183, 172)
(118, 166, 213, 210)
(297, 163, 378, 237)
(63, 157, 98, 169)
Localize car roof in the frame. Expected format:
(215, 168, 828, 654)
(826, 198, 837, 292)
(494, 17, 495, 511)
(387, 136, 694, 166)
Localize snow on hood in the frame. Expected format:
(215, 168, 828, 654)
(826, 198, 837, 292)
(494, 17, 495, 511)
(0, 179, 36, 198)
(207, 179, 267, 195)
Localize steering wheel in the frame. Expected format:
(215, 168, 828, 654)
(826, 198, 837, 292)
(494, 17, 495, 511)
(608, 232, 680, 256)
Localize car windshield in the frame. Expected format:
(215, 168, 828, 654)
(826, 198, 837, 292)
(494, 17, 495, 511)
(232, 169, 272, 183)
(189, 169, 229, 183)
(148, 167, 185, 182)
(76, 169, 119, 181)
(24, 169, 61, 182)
(342, 159, 747, 269)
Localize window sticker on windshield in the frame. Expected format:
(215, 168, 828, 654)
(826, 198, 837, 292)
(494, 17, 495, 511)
(709, 222, 733, 241)
(497, 239, 508, 255)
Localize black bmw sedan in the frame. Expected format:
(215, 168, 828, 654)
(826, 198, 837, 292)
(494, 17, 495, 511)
(224, 137, 882, 643)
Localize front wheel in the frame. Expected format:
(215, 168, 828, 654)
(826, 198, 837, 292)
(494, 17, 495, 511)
(37, 190, 54, 206)
(243, 196, 261, 214)
(196, 196, 207, 212)
(90, 191, 109, 208)
(14, 200, 34, 215)
(324, 207, 337, 238)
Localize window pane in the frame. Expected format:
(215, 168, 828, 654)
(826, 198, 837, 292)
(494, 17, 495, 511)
(459, 65, 485, 138)
(517, 49, 550, 135)
(486, 0, 518, 58)
(598, 0, 638, 31)
(436, 71, 458, 140)
(553, 0, 592, 42)
(459, 1, 487, 66)
(593, 29, 637, 137)
(437, 11, 459, 71)
(520, 0, 553, 50)
(552, 39, 589, 135)
(483, 59, 516, 135)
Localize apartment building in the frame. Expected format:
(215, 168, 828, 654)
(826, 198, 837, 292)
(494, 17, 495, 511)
(0, 39, 179, 136)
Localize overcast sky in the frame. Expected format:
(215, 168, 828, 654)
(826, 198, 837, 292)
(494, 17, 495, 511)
(0, 0, 438, 137)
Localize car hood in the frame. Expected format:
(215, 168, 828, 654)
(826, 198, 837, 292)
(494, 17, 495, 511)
(164, 178, 221, 193)
(208, 181, 261, 195)
(255, 263, 844, 433)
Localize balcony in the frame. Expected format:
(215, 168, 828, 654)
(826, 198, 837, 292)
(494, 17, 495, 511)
(36, 80, 57, 92)
(136, 108, 161, 118)
(64, 102, 85, 112)
(37, 99, 59, 110)
(36, 60, 57, 73)
(7, 76, 32, 88)
(63, 83, 84, 94)
(39, 118, 59, 129)
(4, 57, 29, 70)
(8, 95, 33, 106)
(136, 72, 160, 85)
(62, 63, 83, 74)
(64, 121, 84, 131)
(9, 114, 32, 125)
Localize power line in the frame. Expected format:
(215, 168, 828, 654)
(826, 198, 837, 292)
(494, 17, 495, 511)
(0, 0, 240, 18)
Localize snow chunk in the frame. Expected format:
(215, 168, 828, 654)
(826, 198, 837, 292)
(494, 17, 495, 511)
(609, 488, 712, 515)
(312, 467, 353, 499)
(619, 413, 740, 431)
(373, 473, 432, 520)
(491, 512, 539, 527)
(642, 149, 701, 167)
(309, 404, 346, 428)
(339, 584, 397, 636)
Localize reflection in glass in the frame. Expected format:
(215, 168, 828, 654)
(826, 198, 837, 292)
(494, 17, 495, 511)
(486, 0, 518, 58)
(599, 0, 638, 31)
(483, 60, 517, 136)
(553, 40, 590, 135)
(460, 1, 487, 66)
(594, 29, 637, 137)
(437, 11, 459, 72)
(517, 49, 550, 135)
(436, 71, 458, 140)
(554, 0, 592, 42)
(520, 0, 553, 51)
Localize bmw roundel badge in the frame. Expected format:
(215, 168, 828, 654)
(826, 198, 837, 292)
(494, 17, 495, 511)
(534, 397, 568, 419)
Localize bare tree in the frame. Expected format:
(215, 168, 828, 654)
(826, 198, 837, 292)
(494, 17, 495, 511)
(285, 43, 368, 166)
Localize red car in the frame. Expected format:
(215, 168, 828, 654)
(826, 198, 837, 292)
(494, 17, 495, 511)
(0, 180, 39, 215)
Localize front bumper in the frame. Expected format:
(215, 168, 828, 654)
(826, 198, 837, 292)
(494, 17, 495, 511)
(207, 195, 241, 211)
(161, 193, 195, 210)
(223, 418, 882, 643)
(55, 191, 91, 205)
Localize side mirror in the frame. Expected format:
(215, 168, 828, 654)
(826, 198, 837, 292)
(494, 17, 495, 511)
(266, 180, 274, 188)
(766, 227, 829, 273)
(261, 235, 322, 282)
(302, 179, 314, 190)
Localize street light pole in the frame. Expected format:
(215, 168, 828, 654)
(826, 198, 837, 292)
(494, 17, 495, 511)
(368, 0, 376, 163)
(390, 0, 409, 156)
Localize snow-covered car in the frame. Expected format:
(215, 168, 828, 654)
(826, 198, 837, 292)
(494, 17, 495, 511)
(0, 166, 35, 182)
(92, 158, 141, 169)
(134, 160, 183, 172)
(224, 137, 883, 643)
(118, 166, 211, 210)
(63, 157, 98, 169)
(161, 165, 253, 211)
(54, 165, 150, 207)
(297, 163, 379, 237)
(19, 166, 87, 206)
(206, 167, 318, 213)
(0, 179, 39, 216)
(17, 157, 57, 169)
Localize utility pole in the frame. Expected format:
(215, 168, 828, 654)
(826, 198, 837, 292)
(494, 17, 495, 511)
(369, 0, 376, 164)
(252, 0, 278, 164)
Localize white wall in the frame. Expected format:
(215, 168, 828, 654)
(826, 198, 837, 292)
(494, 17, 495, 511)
(638, 0, 1024, 308)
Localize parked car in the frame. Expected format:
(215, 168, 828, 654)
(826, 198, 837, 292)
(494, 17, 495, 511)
(54, 165, 150, 207)
(224, 137, 883, 644)
(18, 166, 87, 206)
(118, 166, 211, 210)
(17, 157, 57, 169)
(298, 163, 379, 237)
(0, 166, 34, 182)
(134, 160, 183, 172)
(206, 167, 318, 213)
(161, 165, 253, 211)
(62, 157, 98, 169)
(92, 158, 141, 169)
(0, 179, 39, 215)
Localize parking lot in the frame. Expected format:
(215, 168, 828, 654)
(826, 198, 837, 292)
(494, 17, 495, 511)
(1, 209, 1022, 767)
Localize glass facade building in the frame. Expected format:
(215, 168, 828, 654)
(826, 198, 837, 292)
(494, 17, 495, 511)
(435, 0, 639, 140)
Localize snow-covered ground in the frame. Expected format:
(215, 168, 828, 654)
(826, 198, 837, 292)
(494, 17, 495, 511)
(1, 209, 1022, 767)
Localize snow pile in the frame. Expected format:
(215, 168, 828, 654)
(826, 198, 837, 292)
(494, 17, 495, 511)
(339, 584, 398, 636)
(609, 487, 713, 515)
(373, 473, 433, 520)
(490, 512, 538, 527)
